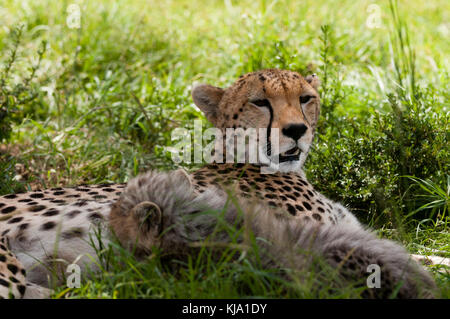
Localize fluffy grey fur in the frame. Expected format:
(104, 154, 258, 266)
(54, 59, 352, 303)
(110, 169, 437, 298)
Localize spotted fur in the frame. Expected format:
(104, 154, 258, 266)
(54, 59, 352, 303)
(0, 183, 123, 298)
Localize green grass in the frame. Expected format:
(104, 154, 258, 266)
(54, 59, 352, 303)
(0, 0, 448, 298)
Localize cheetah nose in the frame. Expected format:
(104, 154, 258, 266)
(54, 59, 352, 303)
(282, 124, 308, 141)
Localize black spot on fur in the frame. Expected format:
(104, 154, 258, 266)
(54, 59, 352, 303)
(3, 194, 17, 199)
(0, 278, 10, 287)
(240, 184, 250, 192)
(53, 191, 66, 195)
(50, 199, 66, 205)
(1, 206, 16, 214)
(7, 264, 18, 274)
(312, 213, 322, 221)
(0, 255, 6, 262)
(296, 205, 305, 211)
(65, 194, 81, 198)
(43, 209, 59, 217)
(30, 193, 44, 199)
(268, 201, 277, 207)
(194, 174, 205, 181)
(286, 204, 296, 216)
(18, 223, 29, 231)
(286, 194, 296, 201)
(74, 199, 88, 207)
(9, 276, 19, 283)
(18, 285, 26, 296)
(303, 202, 312, 210)
(7, 217, 23, 224)
(297, 179, 308, 186)
(67, 210, 82, 218)
(40, 221, 56, 231)
(29, 205, 46, 212)
(89, 213, 103, 221)
(98, 183, 113, 187)
(62, 228, 84, 239)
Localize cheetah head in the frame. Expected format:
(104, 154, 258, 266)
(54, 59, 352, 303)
(192, 69, 320, 172)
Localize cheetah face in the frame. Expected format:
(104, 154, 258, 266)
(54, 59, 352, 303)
(192, 69, 320, 172)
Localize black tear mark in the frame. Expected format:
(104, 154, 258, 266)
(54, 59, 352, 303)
(266, 102, 274, 157)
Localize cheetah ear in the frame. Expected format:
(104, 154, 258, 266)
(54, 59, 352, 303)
(131, 201, 162, 234)
(305, 74, 320, 92)
(192, 84, 224, 123)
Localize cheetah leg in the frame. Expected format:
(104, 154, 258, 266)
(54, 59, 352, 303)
(22, 282, 53, 299)
(317, 234, 439, 298)
(411, 254, 450, 269)
(0, 237, 27, 299)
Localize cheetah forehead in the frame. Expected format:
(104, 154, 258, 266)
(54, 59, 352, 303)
(229, 69, 313, 98)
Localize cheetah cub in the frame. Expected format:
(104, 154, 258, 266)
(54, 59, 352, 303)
(110, 169, 437, 298)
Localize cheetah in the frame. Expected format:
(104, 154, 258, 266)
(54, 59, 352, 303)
(0, 69, 445, 298)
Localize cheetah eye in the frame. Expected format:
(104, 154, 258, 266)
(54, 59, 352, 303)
(250, 99, 271, 107)
(300, 95, 314, 104)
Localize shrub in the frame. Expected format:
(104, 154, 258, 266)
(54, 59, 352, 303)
(0, 25, 46, 143)
(306, 87, 449, 226)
